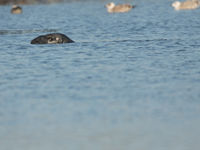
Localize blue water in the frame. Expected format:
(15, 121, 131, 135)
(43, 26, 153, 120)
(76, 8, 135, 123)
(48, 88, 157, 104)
(0, 1, 200, 150)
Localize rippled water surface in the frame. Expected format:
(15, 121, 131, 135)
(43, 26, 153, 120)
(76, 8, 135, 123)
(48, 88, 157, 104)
(0, 1, 200, 150)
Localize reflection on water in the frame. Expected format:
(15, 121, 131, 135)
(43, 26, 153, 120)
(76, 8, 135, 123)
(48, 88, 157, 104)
(0, 1, 200, 150)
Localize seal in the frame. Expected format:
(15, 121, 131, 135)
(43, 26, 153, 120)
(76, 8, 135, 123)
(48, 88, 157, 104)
(105, 2, 134, 13)
(31, 33, 74, 44)
(11, 5, 22, 14)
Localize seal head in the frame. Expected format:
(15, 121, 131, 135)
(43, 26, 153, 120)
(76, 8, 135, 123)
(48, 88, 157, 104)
(31, 33, 74, 44)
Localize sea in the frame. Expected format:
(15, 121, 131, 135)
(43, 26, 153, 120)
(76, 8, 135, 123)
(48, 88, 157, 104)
(0, 0, 200, 150)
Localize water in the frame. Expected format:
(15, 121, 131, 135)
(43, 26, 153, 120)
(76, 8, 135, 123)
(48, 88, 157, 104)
(0, 1, 200, 150)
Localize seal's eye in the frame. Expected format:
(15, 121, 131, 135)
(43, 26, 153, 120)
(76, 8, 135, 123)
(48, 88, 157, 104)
(48, 37, 54, 41)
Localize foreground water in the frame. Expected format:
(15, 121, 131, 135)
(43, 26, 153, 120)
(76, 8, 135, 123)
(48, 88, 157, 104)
(0, 1, 200, 150)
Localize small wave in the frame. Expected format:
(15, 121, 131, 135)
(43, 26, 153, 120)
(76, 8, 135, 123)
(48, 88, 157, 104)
(77, 38, 171, 43)
(0, 29, 58, 35)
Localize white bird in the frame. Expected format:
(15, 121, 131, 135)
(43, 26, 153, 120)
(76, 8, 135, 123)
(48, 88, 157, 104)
(172, 0, 200, 10)
(105, 2, 134, 13)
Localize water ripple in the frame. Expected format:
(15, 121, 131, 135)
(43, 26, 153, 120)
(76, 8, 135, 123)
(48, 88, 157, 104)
(0, 29, 58, 35)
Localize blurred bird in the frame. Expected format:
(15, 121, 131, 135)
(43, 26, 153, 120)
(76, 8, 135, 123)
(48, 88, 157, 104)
(11, 5, 22, 14)
(172, 0, 200, 10)
(105, 2, 134, 13)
